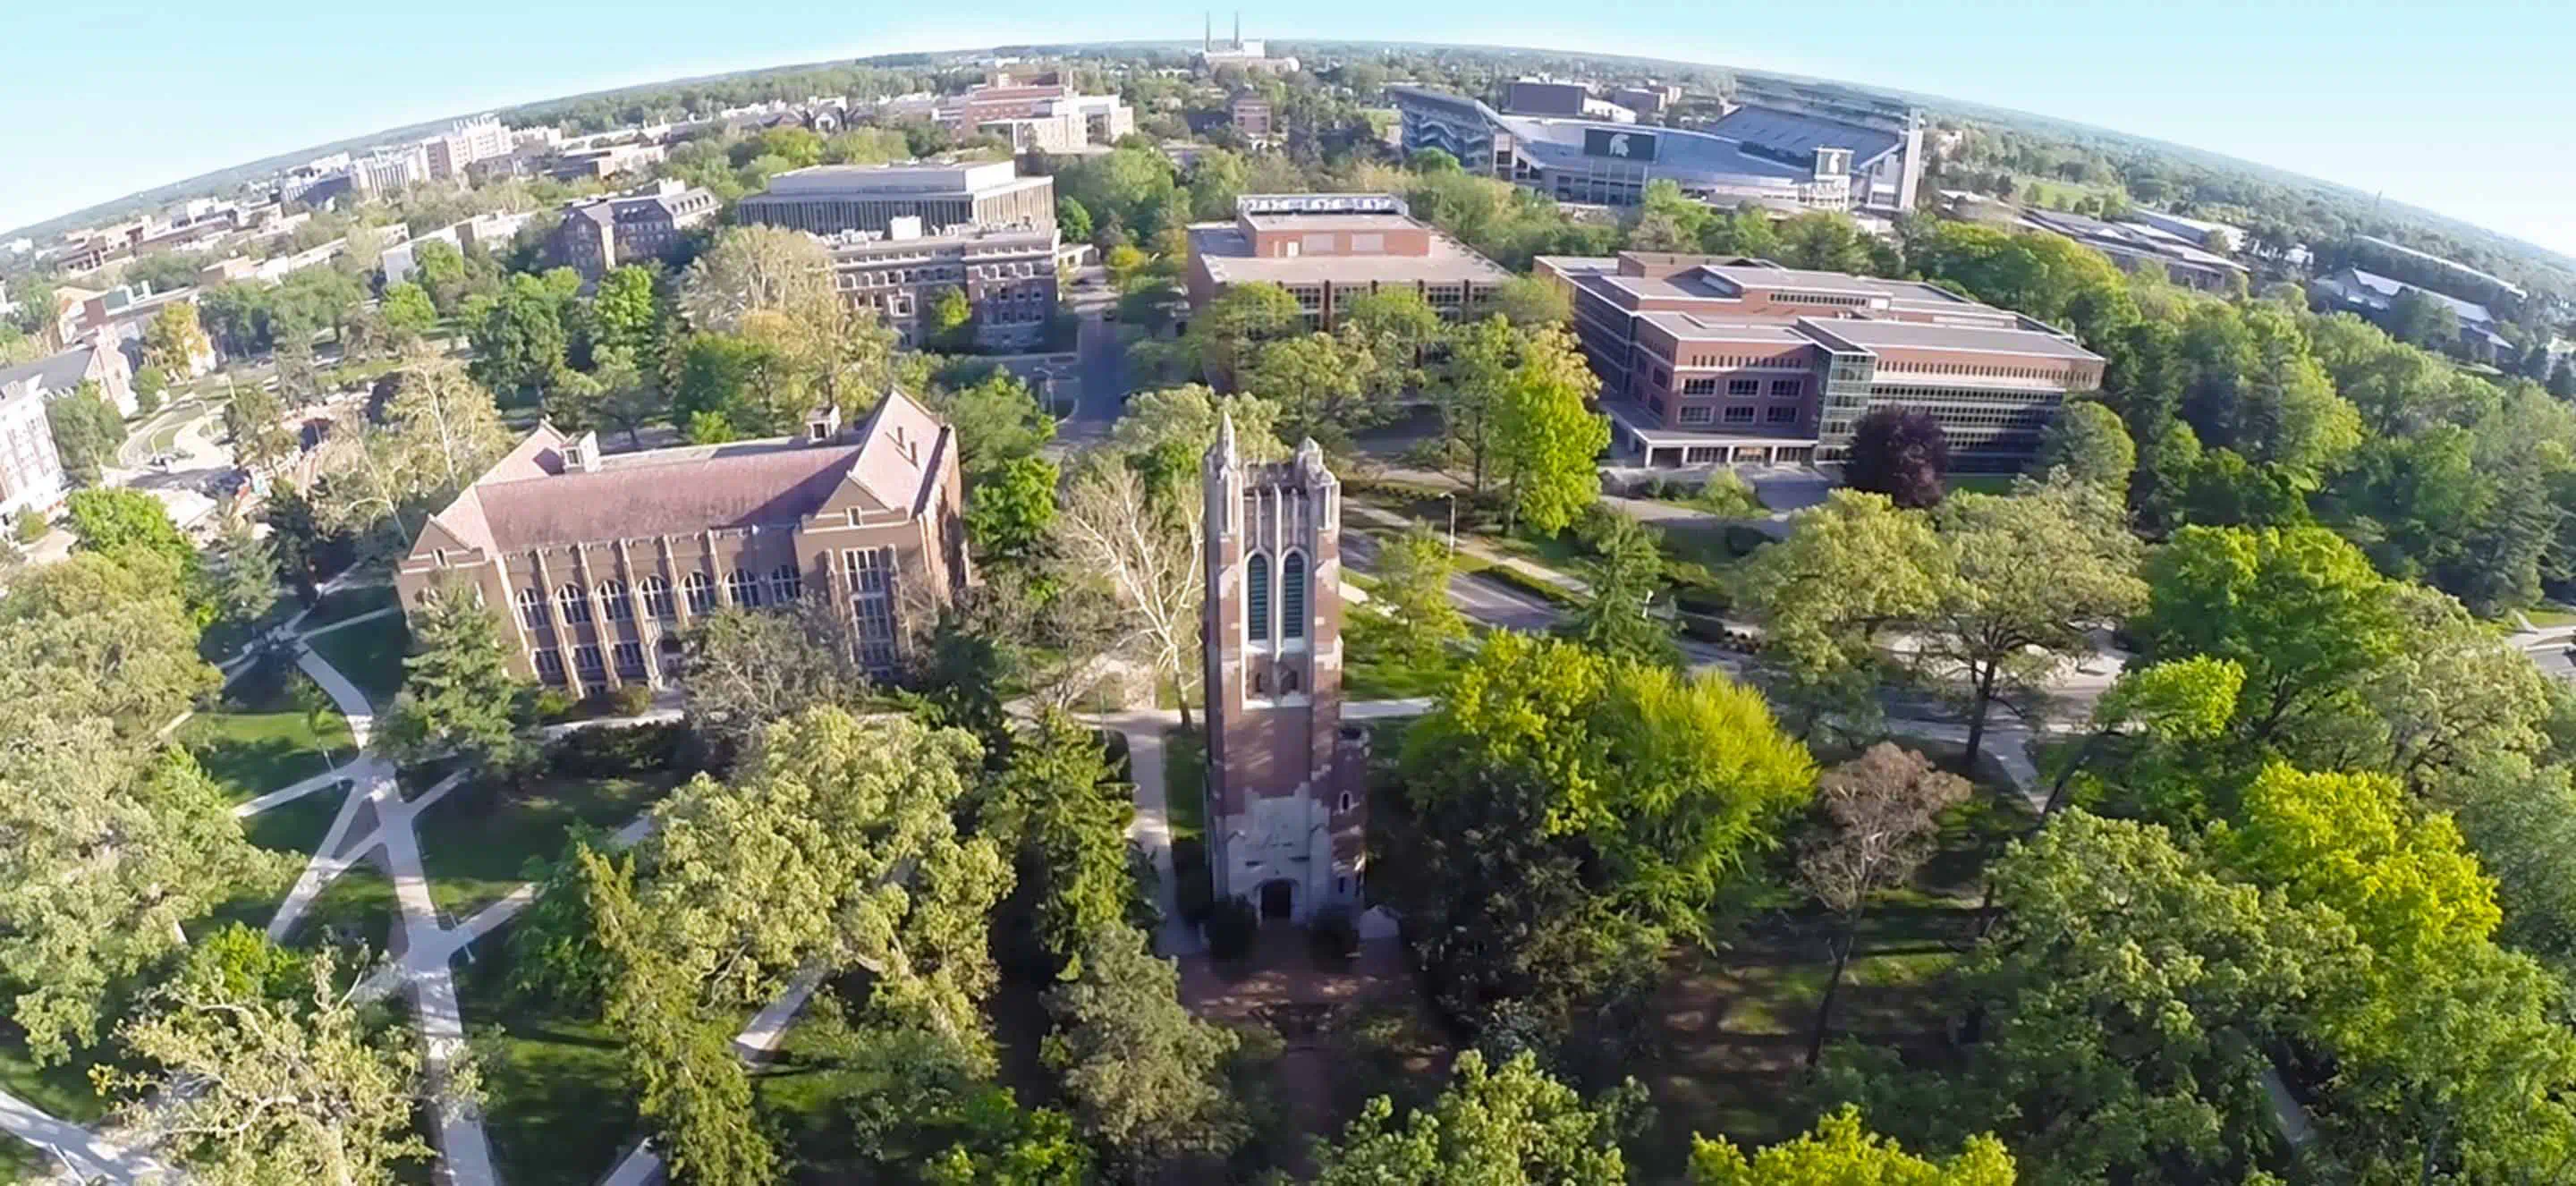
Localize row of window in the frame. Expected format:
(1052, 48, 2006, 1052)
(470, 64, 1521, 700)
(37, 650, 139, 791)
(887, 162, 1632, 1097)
(1243, 550, 1309, 647)
(1769, 291, 1869, 308)
(1875, 360, 2083, 385)
(530, 639, 661, 686)
(1675, 403, 1802, 426)
(1682, 377, 1803, 398)
(518, 566, 803, 631)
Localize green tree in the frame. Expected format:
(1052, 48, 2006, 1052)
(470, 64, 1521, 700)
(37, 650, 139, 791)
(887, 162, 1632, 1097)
(589, 265, 664, 360)
(225, 380, 298, 473)
(141, 301, 212, 375)
(677, 603, 869, 760)
(470, 273, 571, 399)
(205, 515, 279, 631)
(1490, 323, 1607, 534)
(44, 386, 123, 486)
(1920, 481, 2145, 764)
(98, 946, 442, 1184)
(0, 549, 219, 734)
(928, 285, 977, 352)
(378, 281, 437, 348)
(1568, 512, 1675, 666)
(980, 712, 1137, 970)
(1309, 1050, 1637, 1186)
(936, 369, 1057, 479)
(2385, 286, 2461, 351)
(1176, 282, 1301, 391)
(966, 454, 1060, 565)
(379, 588, 528, 770)
(1798, 744, 1970, 1064)
(1481, 274, 1572, 326)
(1247, 331, 1377, 451)
(2031, 399, 2134, 493)
(1043, 924, 1247, 1173)
(131, 364, 168, 414)
(1372, 526, 1467, 664)
(1728, 491, 1943, 741)
(1056, 196, 1095, 242)
(1690, 1106, 2016, 1185)
(65, 486, 199, 589)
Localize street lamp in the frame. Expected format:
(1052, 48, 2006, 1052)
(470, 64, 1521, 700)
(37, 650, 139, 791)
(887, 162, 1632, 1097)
(1438, 492, 1456, 554)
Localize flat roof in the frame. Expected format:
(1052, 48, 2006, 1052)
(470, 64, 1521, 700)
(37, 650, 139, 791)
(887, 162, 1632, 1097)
(1796, 317, 2102, 361)
(1241, 212, 1424, 233)
(1637, 313, 1813, 344)
(747, 162, 1038, 199)
(1189, 222, 1510, 286)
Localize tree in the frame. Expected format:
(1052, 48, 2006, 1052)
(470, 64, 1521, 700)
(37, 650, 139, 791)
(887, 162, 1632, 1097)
(928, 285, 976, 352)
(44, 386, 123, 486)
(1372, 526, 1467, 664)
(1106, 385, 1288, 502)
(966, 455, 1059, 565)
(1920, 482, 2145, 765)
(205, 516, 279, 631)
(936, 369, 1056, 480)
(131, 364, 167, 414)
(679, 224, 841, 336)
(225, 381, 298, 474)
(1490, 323, 1607, 534)
(64, 486, 199, 587)
(2385, 286, 2461, 351)
(1043, 925, 1246, 1173)
(98, 946, 443, 1184)
(1482, 274, 1572, 326)
(1690, 1106, 2015, 1185)
(1308, 1051, 1638, 1186)
(2031, 399, 2133, 493)
(1799, 744, 1970, 1064)
(589, 265, 664, 363)
(1728, 491, 1943, 740)
(142, 301, 212, 375)
(677, 603, 869, 760)
(0, 738, 275, 1063)
(1407, 147, 1462, 174)
(1050, 461, 1204, 727)
(1568, 512, 1675, 666)
(980, 712, 1137, 970)
(1247, 331, 1377, 450)
(470, 273, 571, 399)
(2550, 357, 2576, 400)
(379, 588, 528, 771)
(1174, 282, 1301, 390)
(0, 549, 220, 734)
(1843, 408, 1949, 509)
(378, 282, 437, 349)
(1056, 196, 1095, 242)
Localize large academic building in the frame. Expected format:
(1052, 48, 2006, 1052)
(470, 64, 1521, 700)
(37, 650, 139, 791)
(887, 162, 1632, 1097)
(394, 391, 970, 694)
(1538, 252, 2105, 471)
(1183, 193, 1512, 331)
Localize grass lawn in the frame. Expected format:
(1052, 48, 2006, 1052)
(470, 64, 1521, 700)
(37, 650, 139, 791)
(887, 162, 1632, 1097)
(180, 666, 357, 803)
(413, 774, 681, 919)
(1343, 610, 1459, 700)
(2524, 605, 2576, 628)
(306, 612, 411, 709)
(286, 852, 398, 955)
(243, 779, 355, 855)
(0, 1017, 108, 1125)
(462, 988, 634, 1186)
(1163, 728, 1207, 841)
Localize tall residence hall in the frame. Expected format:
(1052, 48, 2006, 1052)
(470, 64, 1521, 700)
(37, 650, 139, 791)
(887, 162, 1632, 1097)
(827, 218, 1061, 351)
(1392, 78, 1923, 215)
(1184, 193, 1511, 330)
(1540, 252, 2105, 471)
(395, 391, 970, 694)
(737, 163, 1056, 238)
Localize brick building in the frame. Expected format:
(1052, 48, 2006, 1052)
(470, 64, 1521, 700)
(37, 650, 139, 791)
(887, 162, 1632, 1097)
(1539, 252, 2104, 470)
(738, 163, 1056, 239)
(547, 181, 719, 282)
(826, 218, 1060, 351)
(394, 391, 970, 694)
(1230, 95, 1274, 138)
(1184, 193, 1511, 331)
(1199, 422, 1367, 924)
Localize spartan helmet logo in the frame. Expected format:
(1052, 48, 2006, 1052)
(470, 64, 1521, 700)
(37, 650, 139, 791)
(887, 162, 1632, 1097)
(1607, 133, 1633, 157)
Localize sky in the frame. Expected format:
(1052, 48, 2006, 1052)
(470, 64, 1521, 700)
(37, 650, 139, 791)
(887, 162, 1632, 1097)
(4, 0, 2572, 257)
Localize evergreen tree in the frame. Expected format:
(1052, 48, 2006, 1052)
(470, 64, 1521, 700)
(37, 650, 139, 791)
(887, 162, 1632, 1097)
(380, 588, 528, 770)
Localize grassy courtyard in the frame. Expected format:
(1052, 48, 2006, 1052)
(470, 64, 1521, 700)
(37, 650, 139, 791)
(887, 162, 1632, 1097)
(242, 779, 354, 855)
(302, 583, 401, 631)
(180, 666, 356, 802)
(461, 978, 635, 1186)
(305, 612, 411, 710)
(413, 774, 682, 919)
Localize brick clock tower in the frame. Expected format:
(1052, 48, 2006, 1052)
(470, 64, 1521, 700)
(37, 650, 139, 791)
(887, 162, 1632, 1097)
(1200, 420, 1368, 925)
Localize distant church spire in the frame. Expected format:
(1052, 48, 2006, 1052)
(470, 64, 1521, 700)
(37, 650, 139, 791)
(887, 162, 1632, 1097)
(1204, 12, 1212, 53)
(1233, 11, 1242, 49)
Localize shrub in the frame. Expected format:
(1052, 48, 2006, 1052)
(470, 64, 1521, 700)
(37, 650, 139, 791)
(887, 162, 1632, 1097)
(531, 689, 578, 723)
(1696, 470, 1765, 517)
(604, 682, 654, 716)
(547, 720, 691, 777)
(13, 513, 48, 545)
(1205, 896, 1258, 960)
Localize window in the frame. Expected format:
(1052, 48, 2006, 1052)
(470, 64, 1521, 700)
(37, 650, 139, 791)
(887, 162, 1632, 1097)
(1246, 553, 1272, 645)
(1724, 405, 1757, 424)
(613, 641, 647, 678)
(682, 572, 714, 614)
(1252, 671, 1269, 695)
(572, 645, 605, 678)
(1281, 552, 1306, 640)
(1770, 379, 1801, 397)
(843, 547, 901, 672)
(640, 574, 674, 620)
(556, 583, 591, 624)
(516, 588, 547, 630)
(771, 563, 802, 602)
(1281, 666, 1301, 693)
(1728, 378, 1760, 396)
(1766, 404, 1800, 424)
(725, 569, 763, 608)
(597, 580, 631, 623)
(1681, 377, 1718, 396)
(1678, 405, 1714, 425)
(1337, 792, 1353, 813)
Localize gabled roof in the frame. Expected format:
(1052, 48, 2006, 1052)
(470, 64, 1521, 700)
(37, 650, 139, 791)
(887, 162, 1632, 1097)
(0, 343, 102, 397)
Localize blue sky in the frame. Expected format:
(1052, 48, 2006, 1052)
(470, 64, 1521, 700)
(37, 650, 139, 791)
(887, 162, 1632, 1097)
(4, 1, 2572, 257)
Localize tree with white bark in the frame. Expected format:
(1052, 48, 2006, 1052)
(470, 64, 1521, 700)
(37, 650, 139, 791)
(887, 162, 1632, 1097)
(1050, 460, 1205, 727)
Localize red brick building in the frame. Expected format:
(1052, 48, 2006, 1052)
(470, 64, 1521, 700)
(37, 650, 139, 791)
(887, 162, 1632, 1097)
(1538, 252, 2106, 470)
(1185, 193, 1510, 331)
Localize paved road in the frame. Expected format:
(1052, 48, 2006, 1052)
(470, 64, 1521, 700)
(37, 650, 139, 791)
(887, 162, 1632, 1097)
(1340, 529, 1560, 633)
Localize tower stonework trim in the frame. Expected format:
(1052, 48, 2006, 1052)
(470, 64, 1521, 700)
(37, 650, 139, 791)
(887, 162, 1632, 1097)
(1200, 424, 1368, 924)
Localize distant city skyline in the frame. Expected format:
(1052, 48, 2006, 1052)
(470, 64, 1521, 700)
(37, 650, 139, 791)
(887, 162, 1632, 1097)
(4, 1, 2570, 259)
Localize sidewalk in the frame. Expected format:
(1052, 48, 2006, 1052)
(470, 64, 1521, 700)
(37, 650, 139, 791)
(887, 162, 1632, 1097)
(1343, 501, 1592, 598)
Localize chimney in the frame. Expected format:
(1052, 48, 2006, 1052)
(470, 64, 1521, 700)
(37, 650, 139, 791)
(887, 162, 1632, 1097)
(807, 404, 843, 444)
(1233, 11, 1241, 48)
(564, 429, 603, 473)
(1204, 12, 1211, 52)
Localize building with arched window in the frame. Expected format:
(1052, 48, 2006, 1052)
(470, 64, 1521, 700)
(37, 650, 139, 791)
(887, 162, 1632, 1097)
(394, 389, 971, 695)
(1198, 421, 1368, 926)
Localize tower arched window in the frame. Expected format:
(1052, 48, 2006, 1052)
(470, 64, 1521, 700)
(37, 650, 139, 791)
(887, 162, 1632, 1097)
(555, 583, 591, 624)
(639, 575, 674, 620)
(726, 569, 764, 608)
(596, 580, 631, 623)
(682, 572, 715, 614)
(515, 588, 547, 630)
(1281, 551, 1307, 640)
(1246, 552, 1272, 645)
